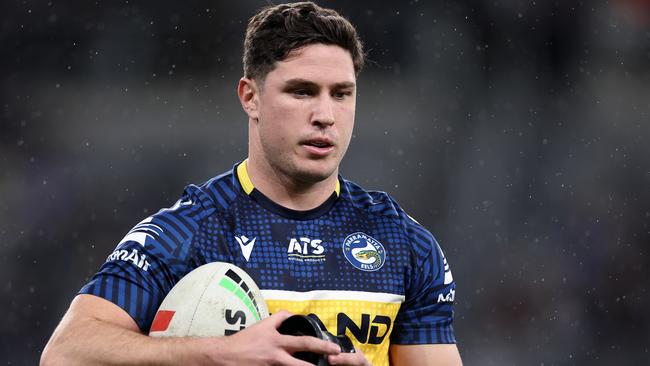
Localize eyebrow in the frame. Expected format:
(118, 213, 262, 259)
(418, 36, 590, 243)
(283, 78, 356, 89)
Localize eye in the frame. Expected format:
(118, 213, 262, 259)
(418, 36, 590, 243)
(292, 89, 313, 97)
(333, 90, 352, 100)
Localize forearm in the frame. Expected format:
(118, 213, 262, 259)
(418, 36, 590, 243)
(41, 316, 218, 366)
(389, 344, 462, 366)
(42, 295, 346, 366)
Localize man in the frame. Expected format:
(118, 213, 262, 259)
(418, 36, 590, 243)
(41, 2, 462, 365)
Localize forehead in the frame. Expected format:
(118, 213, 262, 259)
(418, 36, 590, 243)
(265, 43, 356, 87)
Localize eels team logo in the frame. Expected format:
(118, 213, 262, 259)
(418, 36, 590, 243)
(342, 232, 386, 271)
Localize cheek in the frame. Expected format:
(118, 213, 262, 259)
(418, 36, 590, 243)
(262, 100, 306, 133)
(337, 105, 356, 136)
(259, 106, 295, 145)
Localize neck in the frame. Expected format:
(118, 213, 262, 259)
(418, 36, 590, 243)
(243, 158, 338, 211)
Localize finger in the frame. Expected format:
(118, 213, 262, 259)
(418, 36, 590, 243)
(267, 309, 294, 328)
(327, 353, 371, 366)
(328, 348, 370, 366)
(280, 334, 341, 355)
(277, 352, 322, 366)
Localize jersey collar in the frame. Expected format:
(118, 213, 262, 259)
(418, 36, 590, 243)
(236, 159, 340, 220)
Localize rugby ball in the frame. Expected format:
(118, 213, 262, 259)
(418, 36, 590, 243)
(149, 262, 269, 337)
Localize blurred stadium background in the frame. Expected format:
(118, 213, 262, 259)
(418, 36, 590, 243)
(1, 0, 649, 364)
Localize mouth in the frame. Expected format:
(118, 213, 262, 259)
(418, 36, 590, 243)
(300, 137, 335, 157)
(303, 138, 333, 148)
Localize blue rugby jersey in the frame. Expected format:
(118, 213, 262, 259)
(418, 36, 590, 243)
(79, 160, 456, 365)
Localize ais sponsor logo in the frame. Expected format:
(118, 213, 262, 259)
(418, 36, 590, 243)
(287, 237, 326, 263)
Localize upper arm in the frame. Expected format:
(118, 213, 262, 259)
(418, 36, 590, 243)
(389, 215, 459, 364)
(46, 294, 141, 346)
(390, 344, 462, 366)
(77, 194, 204, 331)
(391, 224, 457, 344)
(61, 294, 141, 332)
(41, 294, 141, 364)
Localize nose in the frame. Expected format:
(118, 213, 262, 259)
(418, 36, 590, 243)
(312, 95, 335, 127)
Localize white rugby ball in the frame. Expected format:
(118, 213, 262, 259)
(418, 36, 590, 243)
(149, 262, 269, 337)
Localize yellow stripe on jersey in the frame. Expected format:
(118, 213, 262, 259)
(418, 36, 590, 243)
(263, 291, 403, 366)
(236, 159, 341, 197)
(236, 159, 255, 195)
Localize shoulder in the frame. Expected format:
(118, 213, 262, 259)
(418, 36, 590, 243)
(122, 167, 244, 248)
(340, 177, 439, 255)
(340, 178, 429, 233)
(339, 177, 401, 219)
(185, 167, 244, 217)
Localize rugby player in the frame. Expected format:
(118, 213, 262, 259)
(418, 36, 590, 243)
(41, 2, 462, 365)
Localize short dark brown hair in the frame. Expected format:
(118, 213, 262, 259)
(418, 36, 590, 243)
(243, 2, 365, 82)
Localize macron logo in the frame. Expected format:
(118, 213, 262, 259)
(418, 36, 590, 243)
(235, 235, 256, 262)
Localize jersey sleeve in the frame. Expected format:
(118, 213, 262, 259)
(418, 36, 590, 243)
(391, 221, 456, 344)
(78, 186, 211, 332)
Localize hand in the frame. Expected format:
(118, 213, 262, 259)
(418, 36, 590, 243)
(328, 347, 371, 366)
(211, 310, 342, 366)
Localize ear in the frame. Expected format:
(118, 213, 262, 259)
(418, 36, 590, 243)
(237, 77, 260, 121)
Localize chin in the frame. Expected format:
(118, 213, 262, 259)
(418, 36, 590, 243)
(292, 160, 338, 184)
